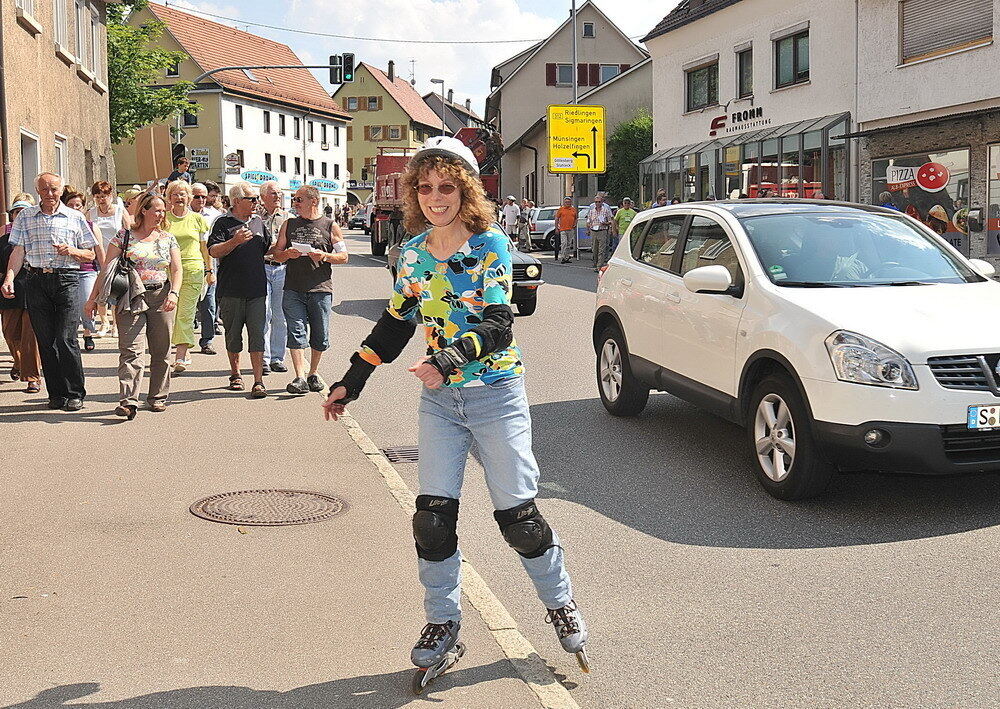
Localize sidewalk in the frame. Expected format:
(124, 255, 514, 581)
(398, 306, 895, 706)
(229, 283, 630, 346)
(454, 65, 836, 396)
(0, 340, 544, 708)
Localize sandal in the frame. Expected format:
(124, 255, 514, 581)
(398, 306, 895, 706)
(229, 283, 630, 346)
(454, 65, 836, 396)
(228, 376, 245, 391)
(115, 404, 137, 421)
(250, 382, 268, 399)
(25, 381, 40, 394)
(83, 336, 95, 351)
(149, 401, 167, 412)
(10, 367, 20, 381)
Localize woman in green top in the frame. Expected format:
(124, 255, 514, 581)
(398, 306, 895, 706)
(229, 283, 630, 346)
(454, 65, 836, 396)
(164, 180, 213, 372)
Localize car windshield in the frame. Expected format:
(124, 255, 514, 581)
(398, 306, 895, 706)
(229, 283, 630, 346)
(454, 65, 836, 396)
(739, 212, 982, 287)
(537, 208, 557, 220)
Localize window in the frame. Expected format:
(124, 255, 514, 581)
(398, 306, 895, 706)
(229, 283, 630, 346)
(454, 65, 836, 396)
(900, 0, 992, 63)
(264, 153, 272, 170)
(389, 125, 402, 140)
(88, 7, 98, 72)
(15, 0, 36, 14)
(680, 216, 744, 289)
(334, 125, 341, 146)
(347, 96, 358, 111)
(370, 125, 383, 140)
(308, 121, 315, 142)
(166, 59, 179, 77)
(639, 216, 686, 271)
(279, 114, 286, 136)
(183, 102, 198, 127)
(263, 110, 271, 133)
(321, 162, 327, 178)
(75, 0, 86, 59)
(236, 149, 245, 167)
(294, 117, 301, 139)
(599, 64, 620, 84)
(235, 104, 243, 129)
(334, 164, 340, 179)
(54, 134, 68, 180)
(737, 48, 753, 98)
(321, 124, 328, 144)
(294, 157, 301, 175)
(582, 22, 595, 38)
(279, 155, 287, 173)
(308, 159, 315, 176)
(53, 0, 68, 47)
(775, 31, 809, 88)
(242, 68, 258, 81)
(20, 131, 39, 194)
(686, 62, 718, 111)
(367, 96, 379, 111)
(556, 63, 574, 86)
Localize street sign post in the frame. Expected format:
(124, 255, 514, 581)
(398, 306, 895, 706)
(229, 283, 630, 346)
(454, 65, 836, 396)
(547, 104, 606, 174)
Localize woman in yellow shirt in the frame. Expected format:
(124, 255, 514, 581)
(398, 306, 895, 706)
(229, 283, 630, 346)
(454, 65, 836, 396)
(164, 180, 213, 371)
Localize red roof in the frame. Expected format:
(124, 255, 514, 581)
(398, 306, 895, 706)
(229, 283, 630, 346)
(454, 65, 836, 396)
(362, 63, 443, 129)
(146, 3, 350, 120)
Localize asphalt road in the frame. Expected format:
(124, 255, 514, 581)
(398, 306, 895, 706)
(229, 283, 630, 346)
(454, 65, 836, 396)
(333, 229, 1000, 708)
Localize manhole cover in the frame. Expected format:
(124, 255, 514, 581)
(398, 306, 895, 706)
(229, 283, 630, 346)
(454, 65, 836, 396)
(382, 446, 419, 463)
(190, 489, 347, 526)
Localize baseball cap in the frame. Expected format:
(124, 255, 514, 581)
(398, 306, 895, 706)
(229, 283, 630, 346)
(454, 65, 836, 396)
(9, 200, 32, 211)
(411, 136, 479, 176)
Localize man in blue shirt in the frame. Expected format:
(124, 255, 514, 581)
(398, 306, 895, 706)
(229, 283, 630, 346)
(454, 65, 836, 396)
(1, 173, 96, 410)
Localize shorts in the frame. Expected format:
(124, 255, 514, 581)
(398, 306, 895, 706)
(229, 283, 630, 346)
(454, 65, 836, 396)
(282, 290, 332, 351)
(218, 295, 266, 353)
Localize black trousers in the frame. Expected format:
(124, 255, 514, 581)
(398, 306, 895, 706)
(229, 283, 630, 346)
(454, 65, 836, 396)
(25, 270, 86, 401)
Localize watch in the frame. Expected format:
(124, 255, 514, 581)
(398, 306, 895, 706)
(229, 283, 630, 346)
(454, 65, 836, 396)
(169, 290, 179, 296)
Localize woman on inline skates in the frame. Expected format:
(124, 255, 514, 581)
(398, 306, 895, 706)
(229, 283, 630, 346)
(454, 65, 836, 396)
(321, 137, 588, 691)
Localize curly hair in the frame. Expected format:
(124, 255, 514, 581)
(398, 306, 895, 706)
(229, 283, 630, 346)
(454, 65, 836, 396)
(401, 155, 494, 236)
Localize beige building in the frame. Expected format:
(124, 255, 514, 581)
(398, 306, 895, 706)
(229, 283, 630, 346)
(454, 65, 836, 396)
(485, 1, 647, 204)
(332, 61, 442, 204)
(2, 0, 115, 217)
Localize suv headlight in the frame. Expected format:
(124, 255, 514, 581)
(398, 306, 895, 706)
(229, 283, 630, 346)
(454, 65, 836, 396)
(825, 330, 918, 390)
(525, 265, 540, 279)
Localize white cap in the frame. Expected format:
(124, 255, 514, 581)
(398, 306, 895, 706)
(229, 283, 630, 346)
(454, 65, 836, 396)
(411, 136, 479, 176)
(507, 195, 516, 201)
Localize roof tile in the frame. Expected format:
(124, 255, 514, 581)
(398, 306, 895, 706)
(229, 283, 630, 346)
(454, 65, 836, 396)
(363, 63, 444, 129)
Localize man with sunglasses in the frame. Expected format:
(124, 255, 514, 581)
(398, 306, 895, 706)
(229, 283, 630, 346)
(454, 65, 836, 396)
(207, 182, 272, 398)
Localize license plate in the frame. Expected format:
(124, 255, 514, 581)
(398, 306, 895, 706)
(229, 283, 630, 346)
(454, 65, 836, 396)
(968, 405, 1000, 430)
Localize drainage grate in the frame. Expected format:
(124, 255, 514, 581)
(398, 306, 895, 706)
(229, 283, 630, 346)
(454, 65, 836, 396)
(381, 446, 420, 463)
(190, 489, 347, 526)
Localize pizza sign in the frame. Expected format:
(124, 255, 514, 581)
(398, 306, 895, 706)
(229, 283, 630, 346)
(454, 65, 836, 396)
(886, 161, 951, 193)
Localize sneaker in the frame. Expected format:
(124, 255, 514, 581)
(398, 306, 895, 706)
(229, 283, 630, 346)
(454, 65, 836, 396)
(173, 358, 190, 373)
(262, 363, 270, 375)
(286, 377, 309, 395)
(307, 373, 327, 392)
(270, 361, 288, 373)
(199, 345, 217, 355)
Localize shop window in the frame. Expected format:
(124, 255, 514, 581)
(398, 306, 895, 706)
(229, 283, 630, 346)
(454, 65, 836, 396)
(686, 62, 718, 112)
(781, 136, 801, 197)
(599, 64, 620, 84)
(583, 22, 595, 38)
(775, 31, 809, 88)
(737, 48, 753, 98)
(988, 145, 1000, 254)
(901, 0, 992, 63)
(802, 131, 823, 198)
(680, 216, 744, 290)
(871, 149, 971, 254)
(638, 215, 685, 272)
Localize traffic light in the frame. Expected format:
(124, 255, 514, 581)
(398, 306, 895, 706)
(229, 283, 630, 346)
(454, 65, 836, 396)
(172, 143, 186, 161)
(342, 53, 355, 83)
(329, 55, 342, 84)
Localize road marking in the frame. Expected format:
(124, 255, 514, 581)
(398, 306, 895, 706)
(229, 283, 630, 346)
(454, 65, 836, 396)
(340, 412, 580, 709)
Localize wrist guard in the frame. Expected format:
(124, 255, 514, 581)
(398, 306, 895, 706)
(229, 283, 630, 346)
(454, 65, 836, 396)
(328, 352, 376, 403)
(427, 343, 472, 379)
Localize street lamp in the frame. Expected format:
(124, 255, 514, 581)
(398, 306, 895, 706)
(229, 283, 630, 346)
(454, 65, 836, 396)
(430, 78, 446, 136)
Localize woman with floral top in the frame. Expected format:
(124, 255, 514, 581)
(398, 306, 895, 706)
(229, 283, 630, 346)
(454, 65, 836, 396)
(321, 137, 589, 681)
(85, 194, 181, 419)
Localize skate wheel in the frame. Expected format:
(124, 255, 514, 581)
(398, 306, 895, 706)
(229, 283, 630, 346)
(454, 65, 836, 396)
(412, 668, 431, 695)
(575, 647, 590, 673)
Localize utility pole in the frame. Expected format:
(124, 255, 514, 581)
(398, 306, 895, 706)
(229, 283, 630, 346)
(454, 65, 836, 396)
(571, 0, 579, 258)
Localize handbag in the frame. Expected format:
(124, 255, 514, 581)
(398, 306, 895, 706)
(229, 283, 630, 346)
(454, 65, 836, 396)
(109, 229, 133, 300)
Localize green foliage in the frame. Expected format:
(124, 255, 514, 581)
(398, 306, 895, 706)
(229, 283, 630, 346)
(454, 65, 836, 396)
(107, 0, 198, 144)
(605, 107, 653, 203)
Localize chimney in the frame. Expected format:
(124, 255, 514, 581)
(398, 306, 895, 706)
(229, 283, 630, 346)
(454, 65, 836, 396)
(465, 98, 471, 111)
(447, 89, 454, 104)
(388, 60, 395, 82)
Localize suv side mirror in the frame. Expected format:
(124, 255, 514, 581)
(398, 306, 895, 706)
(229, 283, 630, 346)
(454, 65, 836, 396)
(684, 265, 733, 294)
(968, 258, 996, 278)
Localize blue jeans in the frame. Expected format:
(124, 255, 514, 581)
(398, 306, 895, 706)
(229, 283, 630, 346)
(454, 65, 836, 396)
(197, 281, 216, 348)
(416, 376, 573, 623)
(77, 270, 98, 332)
(282, 289, 332, 351)
(264, 263, 287, 363)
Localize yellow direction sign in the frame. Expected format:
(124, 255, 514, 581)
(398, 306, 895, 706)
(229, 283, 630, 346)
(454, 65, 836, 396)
(547, 104, 606, 174)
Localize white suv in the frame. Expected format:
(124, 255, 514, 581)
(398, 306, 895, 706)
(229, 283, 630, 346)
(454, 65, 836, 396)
(594, 199, 1000, 500)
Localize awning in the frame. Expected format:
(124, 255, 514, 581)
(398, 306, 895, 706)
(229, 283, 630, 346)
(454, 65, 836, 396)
(837, 106, 998, 139)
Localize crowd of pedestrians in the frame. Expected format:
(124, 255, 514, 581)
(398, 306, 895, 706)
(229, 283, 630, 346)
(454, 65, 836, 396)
(1, 172, 348, 417)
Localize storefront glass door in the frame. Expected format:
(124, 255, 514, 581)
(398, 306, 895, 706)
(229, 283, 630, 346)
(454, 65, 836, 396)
(987, 145, 1000, 254)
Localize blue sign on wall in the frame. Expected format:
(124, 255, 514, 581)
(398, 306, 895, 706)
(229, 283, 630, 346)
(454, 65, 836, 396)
(309, 178, 341, 193)
(289, 179, 303, 190)
(240, 170, 278, 185)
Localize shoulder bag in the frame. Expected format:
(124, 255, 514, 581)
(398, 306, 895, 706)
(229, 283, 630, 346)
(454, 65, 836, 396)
(109, 229, 134, 301)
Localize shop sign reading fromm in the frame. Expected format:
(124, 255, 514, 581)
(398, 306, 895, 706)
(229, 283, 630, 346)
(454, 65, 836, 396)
(709, 106, 772, 137)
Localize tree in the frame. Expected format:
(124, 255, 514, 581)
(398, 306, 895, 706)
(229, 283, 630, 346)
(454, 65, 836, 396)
(605, 107, 653, 204)
(107, 0, 198, 144)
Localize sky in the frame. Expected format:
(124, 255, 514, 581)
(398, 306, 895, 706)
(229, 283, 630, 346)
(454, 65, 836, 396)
(164, 0, 681, 116)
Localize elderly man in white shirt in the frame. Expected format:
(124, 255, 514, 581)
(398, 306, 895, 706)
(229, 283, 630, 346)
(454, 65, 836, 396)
(501, 196, 521, 237)
(586, 192, 613, 272)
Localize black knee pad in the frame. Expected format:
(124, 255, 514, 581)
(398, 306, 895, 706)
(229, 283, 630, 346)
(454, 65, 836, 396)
(413, 495, 459, 562)
(494, 499, 554, 559)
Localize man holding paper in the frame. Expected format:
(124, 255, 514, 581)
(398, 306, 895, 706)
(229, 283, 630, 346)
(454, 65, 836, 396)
(272, 185, 348, 394)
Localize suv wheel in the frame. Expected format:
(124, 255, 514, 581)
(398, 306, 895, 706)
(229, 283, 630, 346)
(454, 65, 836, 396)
(596, 327, 649, 416)
(748, 374, 835, 500)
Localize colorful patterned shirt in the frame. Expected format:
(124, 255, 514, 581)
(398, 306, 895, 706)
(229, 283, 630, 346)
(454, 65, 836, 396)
(9, 203, 97, 269)
(110, 230, 178, 285)
(383, 227, 523, 387)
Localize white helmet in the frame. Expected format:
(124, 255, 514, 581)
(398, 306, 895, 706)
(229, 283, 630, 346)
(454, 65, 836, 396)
(411, 136, 479, 176)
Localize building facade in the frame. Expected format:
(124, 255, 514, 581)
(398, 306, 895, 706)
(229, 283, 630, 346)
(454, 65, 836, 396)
(422, 90, 487, 135)
(2, 0, 114, 216)
(485, 1, 648, 203)
(332, 61, 441, 205)
(855, 0, 1000, 261)
(113, 2, 350, 208)
(640, 0, 857, 204)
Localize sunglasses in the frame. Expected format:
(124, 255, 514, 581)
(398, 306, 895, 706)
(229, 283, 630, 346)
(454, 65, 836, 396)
(192, 195, 207, 200)
(240, 196, 259, 202)
(415, 183, 458, 196)
(291, 196, 312, 203)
